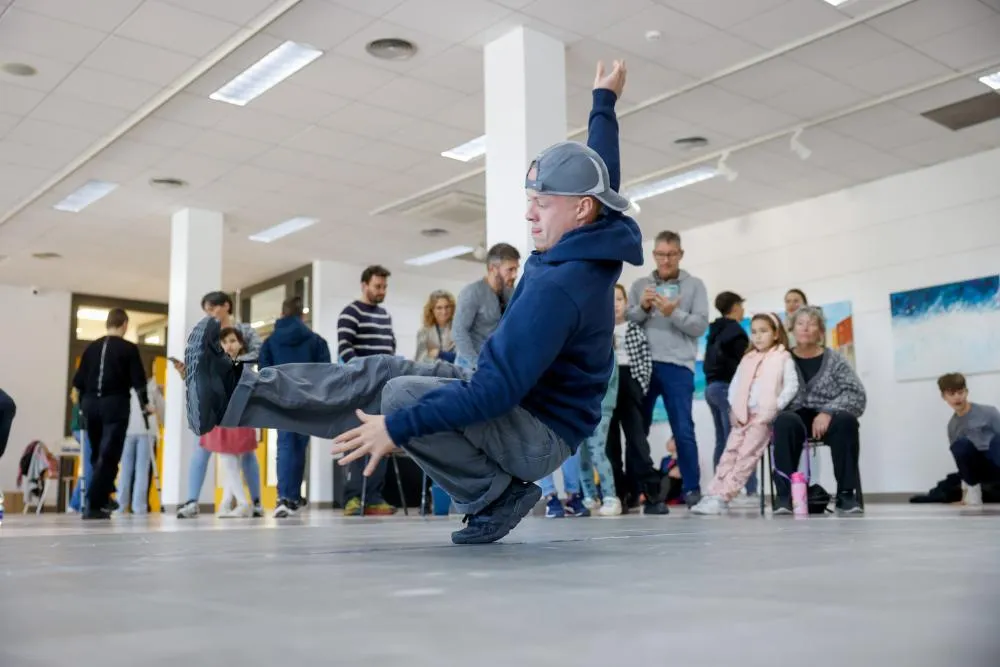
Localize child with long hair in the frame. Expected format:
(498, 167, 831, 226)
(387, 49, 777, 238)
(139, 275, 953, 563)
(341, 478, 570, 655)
(200, 328, 261, 518)
(692, 313, 799, 515)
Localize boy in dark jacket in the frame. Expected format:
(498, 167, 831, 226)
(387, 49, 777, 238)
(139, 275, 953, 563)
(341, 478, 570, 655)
(258, 297, 331, 517)
(702, 291, 756, 495)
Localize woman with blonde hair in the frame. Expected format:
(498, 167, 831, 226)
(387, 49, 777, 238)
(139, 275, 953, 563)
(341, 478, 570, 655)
(415, 290, 457, 363)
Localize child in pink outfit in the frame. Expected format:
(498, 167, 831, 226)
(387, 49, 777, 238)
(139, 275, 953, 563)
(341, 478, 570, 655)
(692, 313, 798, 515)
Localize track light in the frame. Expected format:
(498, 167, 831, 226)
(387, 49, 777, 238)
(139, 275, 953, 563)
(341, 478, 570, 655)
(716, 151, 738, 182)
(790, 128, 812, 161)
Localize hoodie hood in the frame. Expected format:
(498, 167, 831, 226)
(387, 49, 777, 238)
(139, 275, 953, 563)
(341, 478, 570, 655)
(539, 213, 644, 267)
(707, 317, 745, 345)
(269, 316, 314, 346)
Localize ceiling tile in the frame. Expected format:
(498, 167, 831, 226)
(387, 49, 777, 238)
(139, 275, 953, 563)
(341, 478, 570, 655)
(280, 125, 372, 158)
(787, 25, 906, 76)
(833, 151, 919, 182)
(958, 115, 1000, 147)
(598, 4, 719, 53)
(913, 13, 1000, 68)
(463, 10, 582, 47)
(893, 133, 990, 165)
(637, 29, 764, 78)
(677, 199, 751, 224)
(115, 1, 240, 58)
(619, 140, 670, 179)
(29, 94, 131, 135)
(768, 74, 868, 119)
(11, 0, 143, 31)
(0, 8, 106, 63)
(215, 164, 301, 193)
(868, 0, 997, 44)
(729, 0, 846, 50)
(291, 53, 399, 98)
(408, 45, 485, 95)
(0, 163, 50, 202)
(655, 0, 790, 30)
(160, 0, 278, 25)
(145, 151, 237, 187)
(0, 83, 46, 115)
(845, 48, 953, 96)
(519, 0, 655, 38)
(265, 0, 375, 50)
(619, 107, 736, 154)
(96, 137, 175, 168)
(53, 67, 161, 110)
(0, 138, 80, 170)
(382, 0, 512, 42)
(83, 35, 198, 86)
(348, 139, 428, 172)
(153, 92, 234, 127)
(127, 117, 206, 148)
(249, 83, 351, 123)
(213, 108, 307, 144)
(779, 168, 854, 200)
(825, 106, 948, 151)
(325, 0, 407, 17)
(715, 56, 821, 102)
(365, 77, 467, 119)
(728, 143, 815, 186)
(0, 48, 78, 92)
(384, 120, 473, 153)
(892, 78, 995, 113)
(565, 40, 694, 104)
(0, 112, 19, 138)
(319, 102, 416, 138)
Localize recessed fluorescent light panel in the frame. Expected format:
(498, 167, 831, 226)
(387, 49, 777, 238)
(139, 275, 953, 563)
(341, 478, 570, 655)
(53, 180, 118, 212)
(822, 0, 850, 6)
(442, 135, 486, 162)
(979, 70, 1000, 90)
(249, 216, 319, 243)
(405, 245, 475, 266)
(625, 166, 720, 202)
(210, 41, 323, 107)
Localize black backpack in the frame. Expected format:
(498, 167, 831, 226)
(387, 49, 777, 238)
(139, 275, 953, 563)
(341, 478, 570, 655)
(808, 484, 833, 514)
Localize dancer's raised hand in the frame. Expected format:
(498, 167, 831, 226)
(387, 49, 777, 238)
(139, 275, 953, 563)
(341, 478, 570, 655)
(594, 59, 627, 97)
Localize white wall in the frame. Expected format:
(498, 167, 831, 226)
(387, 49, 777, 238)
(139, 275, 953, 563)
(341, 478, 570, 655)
(621, 147, 1000, 495)
(308, 259, 476, 503)
(0, 285, 72, 500)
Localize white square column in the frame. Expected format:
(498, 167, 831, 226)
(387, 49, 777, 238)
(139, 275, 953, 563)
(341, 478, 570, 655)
(162, 208, 224, 508)
(484, 26, 567, 259)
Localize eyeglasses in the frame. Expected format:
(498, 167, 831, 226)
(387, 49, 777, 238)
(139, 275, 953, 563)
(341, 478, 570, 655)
(653, 251, 682, 260)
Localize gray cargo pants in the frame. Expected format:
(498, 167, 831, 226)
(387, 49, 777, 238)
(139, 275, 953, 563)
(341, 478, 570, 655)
(220, 356, 570, 514)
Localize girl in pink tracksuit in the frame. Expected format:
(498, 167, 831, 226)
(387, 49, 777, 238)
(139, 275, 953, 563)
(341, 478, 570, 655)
(692, 313, 799, 515)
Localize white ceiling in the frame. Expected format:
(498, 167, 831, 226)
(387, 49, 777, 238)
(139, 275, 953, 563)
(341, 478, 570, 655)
(1, 0, 999, 301)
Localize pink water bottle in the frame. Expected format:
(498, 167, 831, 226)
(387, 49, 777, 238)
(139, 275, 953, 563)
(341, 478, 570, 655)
(791, 472, 808, 517)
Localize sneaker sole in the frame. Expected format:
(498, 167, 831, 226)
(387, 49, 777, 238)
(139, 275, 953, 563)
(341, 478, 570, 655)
(452, 484, 542, 545)
(184, 316, 226, 435)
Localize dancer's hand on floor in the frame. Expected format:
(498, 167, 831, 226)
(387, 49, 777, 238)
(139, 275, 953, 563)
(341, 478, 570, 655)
(332, 410, 400, 476)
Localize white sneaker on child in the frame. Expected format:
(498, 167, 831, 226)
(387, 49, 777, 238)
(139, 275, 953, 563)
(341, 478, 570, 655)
(219, 504, 252, 519)
(691, 495, 728, 515)
(583, 496, 600, 511)
(598, 497, 622, 516)
(963, 483, 983, 507)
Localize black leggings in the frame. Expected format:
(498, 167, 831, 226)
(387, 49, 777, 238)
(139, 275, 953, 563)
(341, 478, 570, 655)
(0, 388, 15, 459)
(606, 368, 662, 503)
(772, 408, 860, 498)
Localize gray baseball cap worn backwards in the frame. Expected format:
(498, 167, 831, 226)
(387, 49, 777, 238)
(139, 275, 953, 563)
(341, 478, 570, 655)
(525, 141, 631, 212)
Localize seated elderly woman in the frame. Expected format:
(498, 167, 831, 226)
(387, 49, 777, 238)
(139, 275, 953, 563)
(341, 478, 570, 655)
(772, 305, 866, 515)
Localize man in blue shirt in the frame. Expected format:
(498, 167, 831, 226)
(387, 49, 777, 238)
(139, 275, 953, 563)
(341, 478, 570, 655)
(182, 60, 645, 544)
(258, 296, 331, 518)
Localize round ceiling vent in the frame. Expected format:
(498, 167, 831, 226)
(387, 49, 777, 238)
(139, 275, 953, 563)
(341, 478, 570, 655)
(149, 177, 188, 189)
(674, 136, 709, 150)
(420, 228, 449, 237)
(1, 62, 37, 77)
(32, 252, 62, 260)
(365, 38, 418, 61)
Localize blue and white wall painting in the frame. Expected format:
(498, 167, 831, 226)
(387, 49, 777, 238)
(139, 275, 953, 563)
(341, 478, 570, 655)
(890, 275, 1000, 381)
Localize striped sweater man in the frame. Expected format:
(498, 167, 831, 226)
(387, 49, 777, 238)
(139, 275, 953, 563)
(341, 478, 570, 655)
(337, 300, 396, 362)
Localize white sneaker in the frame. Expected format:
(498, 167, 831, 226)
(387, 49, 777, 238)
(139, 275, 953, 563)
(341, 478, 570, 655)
(598, 497, 622, 516)
(219, 504, 252, 519)
(964, 483, 983, 507)
(583, 496, 601, 511)
(176, 500, 199, 519)
(691, 495, 728, 515)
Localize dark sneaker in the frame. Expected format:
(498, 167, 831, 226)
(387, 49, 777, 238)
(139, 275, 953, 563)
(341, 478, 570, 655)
(773, 496, 793, 515)
(564, 493, 591, 517)
(451, 480, 542, 545)
(252, 501, 264, 518)
(684, 491, 703, 509)
(273, 498, 298, 518)
(836, 492, 863, 515)
(184, 316, 237, 436)
(82, 507, 111, 521)
(176, 500, 199, 518)
(544, 494, 565, 518)
(642, 501, 670, 515)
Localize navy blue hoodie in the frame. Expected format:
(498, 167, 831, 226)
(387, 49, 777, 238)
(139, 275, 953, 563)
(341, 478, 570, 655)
(258, 316, 331, 368)
(385, 89, 643, 451)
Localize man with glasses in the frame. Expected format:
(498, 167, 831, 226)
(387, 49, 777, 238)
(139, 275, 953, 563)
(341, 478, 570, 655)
(627, 230, 709, 508)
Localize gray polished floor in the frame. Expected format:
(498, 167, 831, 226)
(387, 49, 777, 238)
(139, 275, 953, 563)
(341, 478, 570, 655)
(1, 504, 998, 667)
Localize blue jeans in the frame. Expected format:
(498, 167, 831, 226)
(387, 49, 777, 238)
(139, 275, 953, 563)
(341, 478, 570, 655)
(579, 412, 616, 501)
(69, 430, 92, 512)
(277, 431, 309, 502)
(119, 434, 151, 513)
(645, 362, 700, 494)
(539, 449, 582, 497)
(705, 381, 757, 495)
(186, 445, 262, 504)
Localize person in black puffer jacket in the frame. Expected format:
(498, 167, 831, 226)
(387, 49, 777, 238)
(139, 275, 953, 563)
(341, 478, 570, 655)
(703, 292, 753, 493)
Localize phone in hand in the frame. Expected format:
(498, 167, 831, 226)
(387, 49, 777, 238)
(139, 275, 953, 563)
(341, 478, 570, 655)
(656, 283, 679, 300)
(168, 356, 182, 365)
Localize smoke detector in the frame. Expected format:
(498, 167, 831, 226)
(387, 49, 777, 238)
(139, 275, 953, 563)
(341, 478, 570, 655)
(366, 38, 417, 61)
